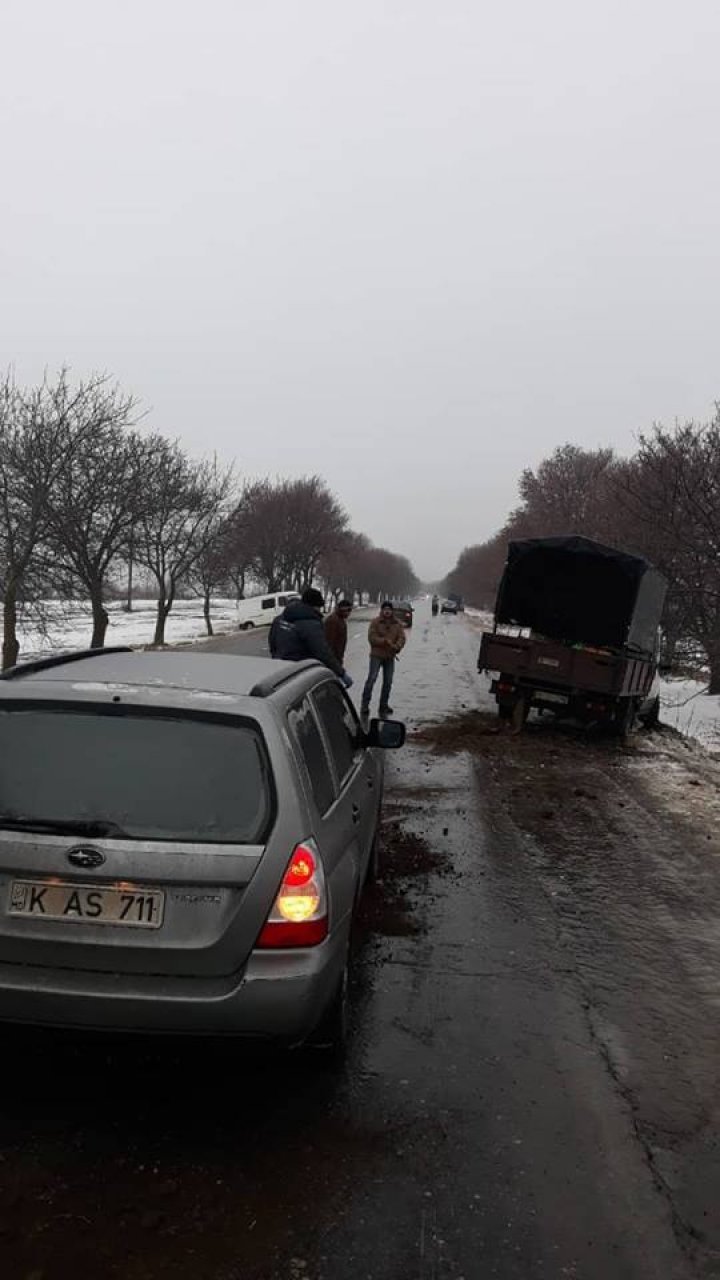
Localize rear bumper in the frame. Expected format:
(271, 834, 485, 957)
(0, 927, 349, 1042)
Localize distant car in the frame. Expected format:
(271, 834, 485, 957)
(394, 602, 414, 627)
(0, 648, 406, 1054)
(441, 599, 458, 614)
(448, 594, 465, 612)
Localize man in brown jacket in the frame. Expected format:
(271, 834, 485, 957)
(324, 599, 353, 664)
(361, 601, 406, 718)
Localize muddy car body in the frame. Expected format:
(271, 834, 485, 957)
(0, 650, 404, 1044)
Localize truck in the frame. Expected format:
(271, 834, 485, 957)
(478, 535, 667, 734)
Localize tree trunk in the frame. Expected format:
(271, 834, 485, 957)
(153, 598, 170, 646)
(153, 582, 176, 647)
(203, 591, 213, 636)
(709, 655, 720, 695)
(2, 586, 19, 671)
(89, 586, 109, 649)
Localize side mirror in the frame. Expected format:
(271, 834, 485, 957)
(366, 718, 406, 749)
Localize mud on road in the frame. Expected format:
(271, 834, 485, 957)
(415, 708, 720, 1276)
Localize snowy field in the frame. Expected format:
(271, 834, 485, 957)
(15, 598, 239, 663)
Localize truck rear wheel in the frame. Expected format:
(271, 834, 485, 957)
(640, 695, 660, 729)
(613, 699, 637, 739)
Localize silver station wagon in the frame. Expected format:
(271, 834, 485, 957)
(0, 649, 405, 1052)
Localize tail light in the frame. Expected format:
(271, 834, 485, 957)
(497, 681, 515, 695)
(256, 840, 328, 948)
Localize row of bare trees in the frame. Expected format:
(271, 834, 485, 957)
(0, 369, 417, 668)
(319, 531, 419, 605)
(443, 418, 720, 691)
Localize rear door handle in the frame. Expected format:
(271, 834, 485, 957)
(352, 804, 361, 824)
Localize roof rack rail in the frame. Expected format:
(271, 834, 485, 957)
(0, 647, 134, 682)
(249, 659, 322, 699)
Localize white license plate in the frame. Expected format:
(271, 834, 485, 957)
(537, 692, 569, 705)
(8, 880, 165, 929)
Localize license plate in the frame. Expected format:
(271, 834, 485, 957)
(8, 880, 165, 929)
(537, 691, 569, 705)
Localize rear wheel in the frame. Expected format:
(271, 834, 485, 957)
(640, 694, 660, 729)
(240, 621, 255, 631)
(307, 965, 349, 1061)
(613, 698, 637, 739)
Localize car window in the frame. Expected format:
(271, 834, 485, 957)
(278, 595, 288, 606)
(287, 699, 335, 815)
(262, 597, 275, 610)
(312, 682, 361, 788)
(0, 709, 273, 844)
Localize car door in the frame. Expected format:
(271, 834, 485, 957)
(286, 694, 361, 933)
(310, 681, 380, 883)
(260, 596, 277, 626)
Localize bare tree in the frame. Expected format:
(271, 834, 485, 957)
(135, 441, 234, 645)
(0, 368, 110, 669)
(185, 513, 236, 636)
(45, 379, 144, 648)
(514, 444, 616, 539)
(279, 476, 348, 588)
(613, 418, 720, 690)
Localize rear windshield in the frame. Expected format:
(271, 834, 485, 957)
(0, 708, 273, 844)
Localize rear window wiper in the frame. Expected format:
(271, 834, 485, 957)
(0, 817, 129, 838)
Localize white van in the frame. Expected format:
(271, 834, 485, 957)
(236, 592, 301, 631)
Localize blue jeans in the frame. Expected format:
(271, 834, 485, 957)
(362, 656, 395, 711)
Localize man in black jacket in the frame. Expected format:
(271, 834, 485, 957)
(269, 588, 353, 687)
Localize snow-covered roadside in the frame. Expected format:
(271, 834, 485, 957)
(660, 678, 720, 753)
(14, 598, 239, 663)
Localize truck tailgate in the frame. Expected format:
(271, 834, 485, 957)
(479, 632, 623, 694)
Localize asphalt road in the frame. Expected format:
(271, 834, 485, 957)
(1, 603, 718, 1279)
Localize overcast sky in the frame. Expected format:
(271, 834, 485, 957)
(3, 1, 720, 580)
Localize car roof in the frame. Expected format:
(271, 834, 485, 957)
(0, 650, 327, 709)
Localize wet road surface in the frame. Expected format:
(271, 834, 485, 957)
(2, 604, 719, 1278)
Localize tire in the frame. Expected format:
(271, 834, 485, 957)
(239, 621, 255, 631)
(498, 704, 513, 720)
(306, 965, 349, 1061)
(613, 699, 637, 739)
(640, 695, 660, 729)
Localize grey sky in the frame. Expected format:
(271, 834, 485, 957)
(3, 1, 720, 580)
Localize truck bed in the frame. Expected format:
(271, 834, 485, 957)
(479, 631, 654, 698)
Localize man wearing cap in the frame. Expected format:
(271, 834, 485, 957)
(361, 601, 406, 718)
(270, 587, 353, 687)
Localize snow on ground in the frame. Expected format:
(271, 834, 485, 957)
(660, 678, 720, 753)
(15, 598, 239, 663)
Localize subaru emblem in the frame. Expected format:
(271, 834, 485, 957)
(67, 847, 106, 870)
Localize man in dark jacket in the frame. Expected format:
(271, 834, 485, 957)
(324, 599, 353, 664)
(269, 588, 353, 686)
